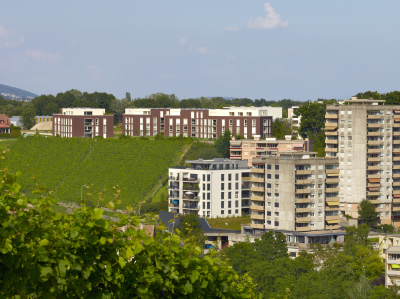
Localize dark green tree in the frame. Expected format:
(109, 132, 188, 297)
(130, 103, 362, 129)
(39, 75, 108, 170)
(214, 129, 231, 158)
(358, 199, 377, 227)
(21, 103, 36, 129)
(272, 118, 292, 139)
(177, 213, 205, 247)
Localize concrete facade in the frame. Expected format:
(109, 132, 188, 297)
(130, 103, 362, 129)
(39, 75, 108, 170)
(122, 106, 281, 139)
(385, 246, 400, 288)
(249, 152, 340, 233)
(168, 159, 250, 218)
(326, 97, 400, 225)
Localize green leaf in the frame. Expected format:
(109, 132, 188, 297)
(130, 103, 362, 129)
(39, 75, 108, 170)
(0, 239, 13, 254)
(125, 246, 133, 259)
(118, 256, 126, 268)
(133, 243, 144, 254)
(100, 236, 106, 245)
(190, 270, 199, 284)
(184, 282, 193, 293)
(59, 260, 68, 277)
(92, 208, 104, 220)
(40, 266, 53, 279)
(39, 239, 49, 246)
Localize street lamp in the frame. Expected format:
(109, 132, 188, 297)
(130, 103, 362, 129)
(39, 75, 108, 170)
(80, 184, 86, 203)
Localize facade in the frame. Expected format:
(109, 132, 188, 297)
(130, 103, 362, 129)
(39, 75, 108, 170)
(325, 97, 400, 225)
(123, 106, 282, 139)
(230, 136, 312, 167)
(288, 106, 301, 138)
(168, 158, 250, 218)
(385, 246, 400, 288)
(249, 152, 340, 233)
(0, 114, 11, 133)
(35, 116, 53, 124)
(52, 108, 114, 138)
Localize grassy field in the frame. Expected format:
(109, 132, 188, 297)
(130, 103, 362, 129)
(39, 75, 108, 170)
(207, 216, 251, 230)
(151, 184, 168, 203)
(0, 139, 17, 151)
(4, 136, 189, 207)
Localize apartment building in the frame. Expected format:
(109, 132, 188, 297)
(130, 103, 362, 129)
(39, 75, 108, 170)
(123, 106, 282, 139)
(385, 246, 400, 288)
(288, 106, 301, 138)
(168, 158, 250, 218)
(230, 136, 312, 167)
(249, 152, 340, 233)
(52, 108, 114, 138)
(325, 97, 400, 225)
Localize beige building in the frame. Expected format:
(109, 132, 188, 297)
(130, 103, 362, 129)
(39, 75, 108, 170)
(325, 97, 400, 225)
(385, 246, 400, 288)
(249, 152, 340, 232)
(230, 136, 312, 167)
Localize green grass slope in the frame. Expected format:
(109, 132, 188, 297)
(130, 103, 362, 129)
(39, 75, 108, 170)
(4, 136, 188, 206)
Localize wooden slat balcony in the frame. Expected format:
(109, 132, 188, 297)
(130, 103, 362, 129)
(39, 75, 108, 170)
(296, 198, 311, 204)
(325, 147, 338, 153)
(324, 123, 338, 129)
(394, 123, 400, 128)
(326, 197, 340, 202)
(296, 179, 311, 185)
(368, 165, 381, 171)
(251, 214, 265, 220)
(326, 169, 340, 174)
(325, 114, 338, 119)
(393, 140, 400, 144)
(295, 169, 312, 175)
(394, 131, 400, 136)
(394, 157, 400, 161)
(393, 182, 400, 186)
(325, 224, 340, 230)
(367, 131, 381, 136)
(368, 191, 381, 196)
(296, 217, 311, 223)
(326, 178, 339, 184)
(325, 139, 338, 145)
(251, 186, 265, 192)
(295, 226, 310, 232)
(393, 190, 400, 195)
(250, 205, 265, 211)
(392, 207, 400, 212)
(251, 195, 265, 201)
(394, 173, 400, 179)
(325, 131, 338, 136)
(326, 187, 339, 193)
(325, 206, 340, 211)
(368, 157, 381, 162)
(251, 177, 265, 183)
(326, 215, 339, 221)
(296, 207, 311, 213)
(251, 223, 265, 229)
(368, 174, 381, 179)
(393, 165, 400, 170)
(393, 198, 400, 204)
(368, 149, 381, 154)
(251, 168, 265, 173)
(367, 114, 383, 119)
(295, 189, 311, 194)
(367, 123, 382, 128)
(369, 199, 380, 204)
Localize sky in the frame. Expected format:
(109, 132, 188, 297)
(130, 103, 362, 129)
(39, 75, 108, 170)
(0, 1, 399, 101)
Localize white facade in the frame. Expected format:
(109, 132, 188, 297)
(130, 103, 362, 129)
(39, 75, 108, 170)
(168, 159, 250, 218)
(60, 108, 106, 116)
(208, 106, 282, 119)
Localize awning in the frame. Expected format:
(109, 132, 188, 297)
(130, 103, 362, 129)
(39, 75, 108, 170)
(326, 201, 340, 206)
(325, 126, 337, 130)
(394, 194, 400, 198)
(391, 264, 400, 269)
(173, 200, 179, 204)
(327, 219, 339, 224)
(368, 178, 380, 183)
(326, 173, 339, 177)
(395, 119, 400, 122)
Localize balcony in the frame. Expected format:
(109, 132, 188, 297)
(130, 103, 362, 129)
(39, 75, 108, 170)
(368, 157, 381, 162)
(367, 140, 382, 146)
(325, 139, 338, 144)
(368, 191, 381, 196)
(295, 226, 310, 232)
(183, 205, 199, 210)
(394, 131, 400, 136)
(325, 205, 340, 211)
(296, 179, 311, 185)
(326, 178, 339, 184)
(368, 174, 380, 179)
(296, 199, 312, 206)
(251, 223, 265, 229)
(251, 195, 265, 201)
(251, 168, 265, 173)
(325, 131, 338, 136)
(325, 114, 338, 119)
(250, 205, 265, 211)
(183, 196, 200, 201)
(367, 131, 381, 136)
(367, 148, 381, 154)
(394, 164, 400, 170)
(295, 189, 311, 194)
(326, 197, 340, 202)
(296, 217, 311, 223)
(394, 173, 400, 179)
(394, 157, 400, 161)
(394, 140, 400, 144)
(325, 224, 340, 230)
(251, 177, 265, 183)
(251, 186, 265, 192)
(325, 147, 338, 153)
(295, 169, 312, 175)
(326, 215, 339, 221)
(392, 207, 400, 212)
(296, 207, 311, 213)
(367, 114, 383, 119)
(324, 123, 338, 129)
(394, 123, 400, 128)
(393, 190, 400, 195)
(393, 182, 400, 186)
(251, 214, 265, 220)
(369, 199, 380, 204)
(326, 187, 339, 193)
(367, 165, 381, 171)
(367, 123, 382, 128)
(326, 169, 340, 174)
(393, 198, 400, 204)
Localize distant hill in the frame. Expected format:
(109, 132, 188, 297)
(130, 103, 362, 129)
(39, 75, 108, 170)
(0, 84, 38, 101)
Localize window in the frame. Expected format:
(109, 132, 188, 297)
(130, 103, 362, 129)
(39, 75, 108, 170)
(207, 193, 210, 200)
(221, 192, 224, 200)
(207, 184, 210, 191)
(221, 210, 224, 215)
(228, 183, 232, 190)
(267, 174, 271, 179)
(275, 202, 279, 208)
(267, 164, 271, 170)
(275, 212, 279, 216)
(235, 201, 239, 208)
(228, 174, 232, 181)
(228, 192, 231, 199)
(228, 201, 231, 208)
(235, 173, 239, 180)
(267, 183, 271, 188)
(221, 183, 224, 190)
(207, 175, 210, 181)
(275, 221, 279, 226)
(221, 174, 224, 181)
(84, 111, 92, 116)
(275, 174, 279, 179)
(267, 211, 271, 216)
(207, 202, 210, 209)
(275, 165, 279, 170)
(221, 202, 224, 209)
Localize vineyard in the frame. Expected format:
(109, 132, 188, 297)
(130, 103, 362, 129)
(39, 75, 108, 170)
(4, 136, 188, 206)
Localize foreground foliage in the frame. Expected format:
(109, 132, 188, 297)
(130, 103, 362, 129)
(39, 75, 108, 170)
(4, 136, 187, 206)
(0, 170, 255, 298)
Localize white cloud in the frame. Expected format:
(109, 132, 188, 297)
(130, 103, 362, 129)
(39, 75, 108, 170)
(224, 26, 239, 32)
(197, 47, 210, 54)
(179, 37, 194, 52)
(226, 54, 236, 60)
(25, 49, 61, 63)
(247, 2, 289, 30)
(0, 24, 24, 47)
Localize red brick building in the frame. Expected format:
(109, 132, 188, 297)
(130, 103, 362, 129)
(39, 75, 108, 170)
(0, 114, 11, 133)
(52, 108, 114, 138)
(122, 107, 282, 139)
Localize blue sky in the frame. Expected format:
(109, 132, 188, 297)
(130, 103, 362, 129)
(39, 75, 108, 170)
(0, 1, 399, 101)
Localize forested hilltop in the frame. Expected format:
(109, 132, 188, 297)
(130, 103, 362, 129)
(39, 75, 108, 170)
(4, 136, 189, 206)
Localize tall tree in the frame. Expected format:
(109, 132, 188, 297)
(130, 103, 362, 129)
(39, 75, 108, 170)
(214, 129, 231, 158)
(21, 103, 36, 129)
(358, 199, 377, 227)
(272, 118, 292, 139)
